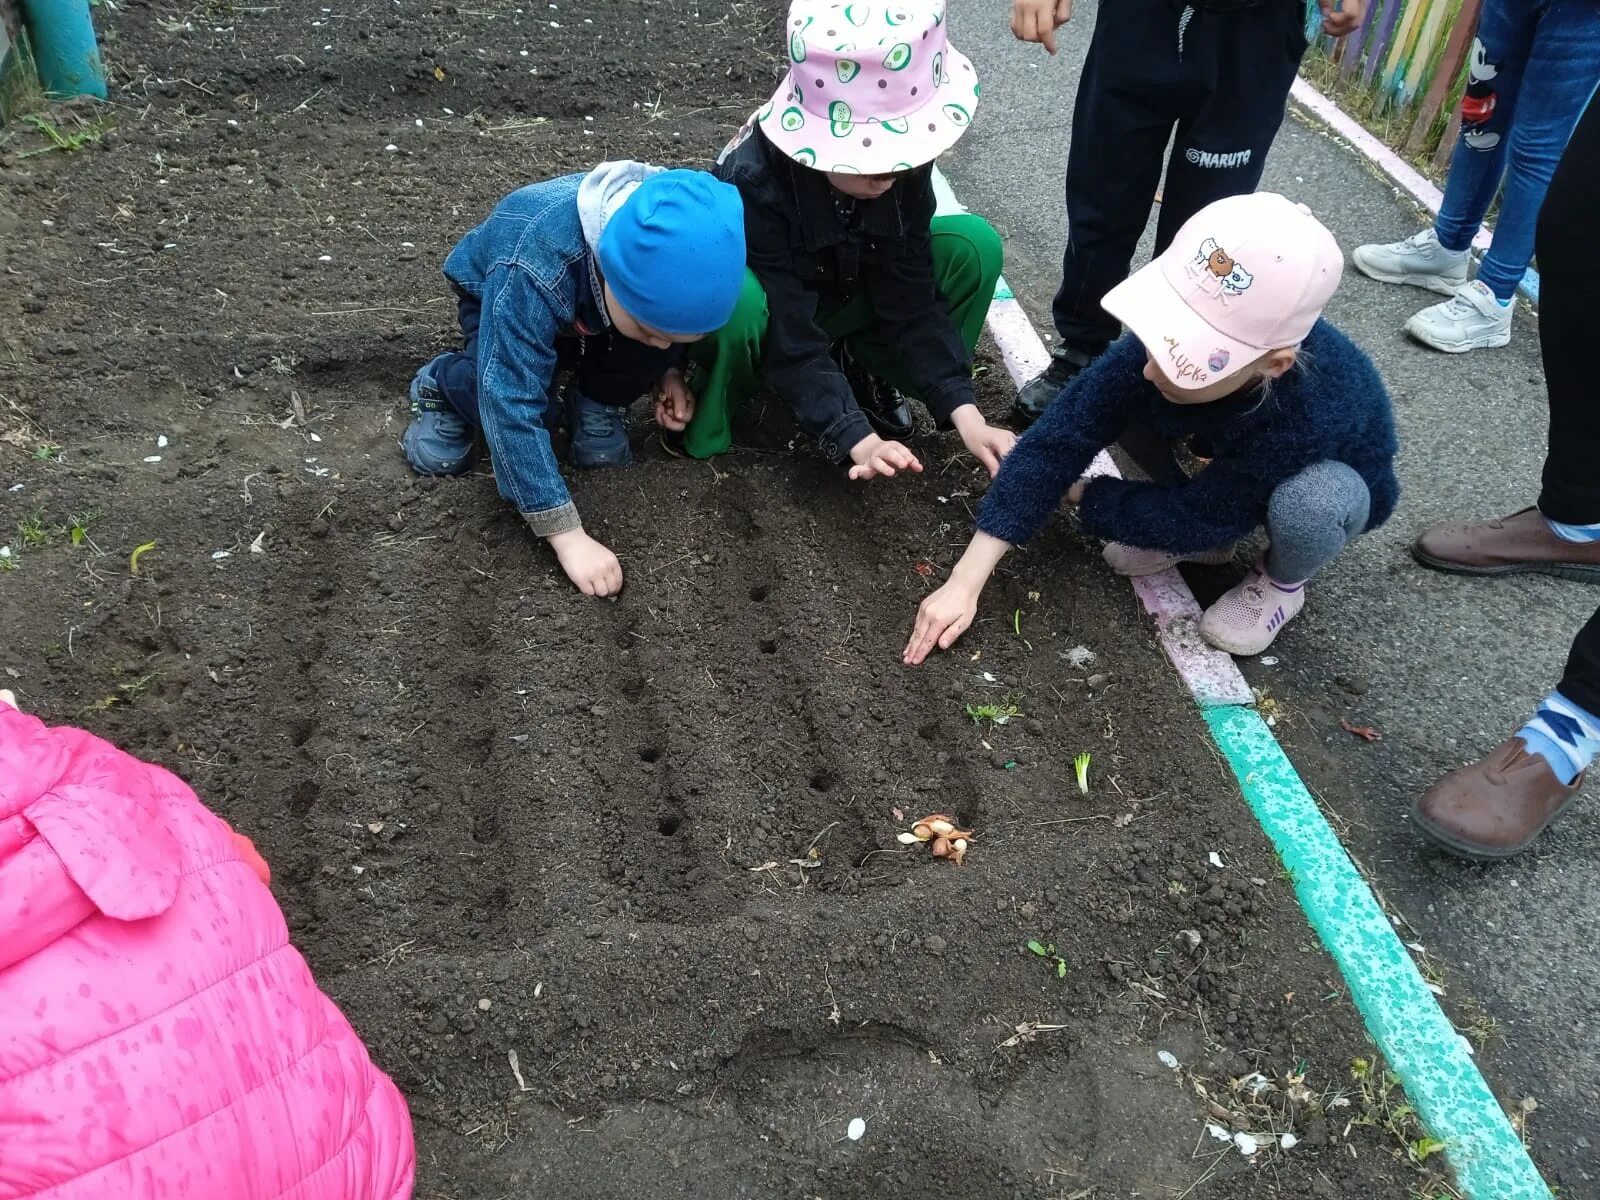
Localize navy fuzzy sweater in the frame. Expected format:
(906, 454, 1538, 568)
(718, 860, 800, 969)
(978, 322, 1400, 553)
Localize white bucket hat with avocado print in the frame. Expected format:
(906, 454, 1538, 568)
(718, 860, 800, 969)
(756, 0, 980, 175)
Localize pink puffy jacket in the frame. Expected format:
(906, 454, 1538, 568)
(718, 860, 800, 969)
(0, 704, 415, 1200)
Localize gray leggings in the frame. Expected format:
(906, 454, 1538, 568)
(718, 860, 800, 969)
(1264, 461, 1371, 584)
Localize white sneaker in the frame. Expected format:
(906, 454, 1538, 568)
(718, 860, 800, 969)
(1404, 280, 1514, 353)
(1199, 571, 1306, 656)
(1102, 542, 1236, 577)
(1351, 229, 1470, 296)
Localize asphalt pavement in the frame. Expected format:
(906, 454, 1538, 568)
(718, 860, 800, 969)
(939, 1, 1599, 1190)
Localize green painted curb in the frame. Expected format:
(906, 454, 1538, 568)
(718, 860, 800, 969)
(1204, 704, 1551, 1199)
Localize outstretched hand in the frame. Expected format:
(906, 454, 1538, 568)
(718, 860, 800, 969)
(0, 689, 15, 709)
(549, 527, 624, 597)
(848, 434, 924, 481)
(1011, 0, 1074, 54)
(904, 578, 980, 665)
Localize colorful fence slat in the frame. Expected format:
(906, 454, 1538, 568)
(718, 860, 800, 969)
(1305, 0, 1481, 170)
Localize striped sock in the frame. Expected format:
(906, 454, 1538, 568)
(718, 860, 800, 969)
(1516, 691, 1600, 785)
(1545, 516, 1600, 544)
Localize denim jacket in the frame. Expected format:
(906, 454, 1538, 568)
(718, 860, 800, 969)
(443, 172, 620, 537)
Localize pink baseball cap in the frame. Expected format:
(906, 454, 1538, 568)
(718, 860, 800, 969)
(1101, 193, 1344, 391)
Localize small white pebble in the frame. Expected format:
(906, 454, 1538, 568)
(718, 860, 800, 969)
(1280, 1132, 1299, 1150)
(584, 115, 593, 122)
(1157, 1050, 1180, 1070)
(384, 143, 399, 151)
(414, 118, 423, 127)
(227, 118, 239, 126)
(549, 20, 559, 27)
(323, 43, 332, 50)
(8, 484, 23, 493)
(846, 1117, 866, 1141)
(318, 254, 332, 262)
(156, 435, 169, 448)
(442, 106, 454, 114)
(309, 432, 323, 442)
(401, 241, 415, 248)
(211, 550, 231, 560)
(0, 547, 12, 558)
(41, 219, 55, 227)
(477, 998, 492, 1011)
(520, 49, 529, 55)
(143, 455, 162, 463)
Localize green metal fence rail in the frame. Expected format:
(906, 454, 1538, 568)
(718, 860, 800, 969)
(1304, 0, 1484, 171)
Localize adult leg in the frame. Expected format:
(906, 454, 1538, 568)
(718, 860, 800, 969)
(1200, 462, 1370, 657)
(683, 270, 771, 459)
(1016, 0, 1186, 421)
(1537, 90, 1600, 525)
(1412, 92, 1600, 575)
(1415, 609, 1600, 858)
(1472, 4, 1600, 300)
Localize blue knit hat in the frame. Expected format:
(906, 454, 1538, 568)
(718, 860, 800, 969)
(597, 170, 746, 336)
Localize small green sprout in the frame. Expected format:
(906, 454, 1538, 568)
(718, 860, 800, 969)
(1073, 752, 1091, 795)
(1027, 939, 1068, 978)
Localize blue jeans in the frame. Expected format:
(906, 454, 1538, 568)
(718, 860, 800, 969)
(1434, 0, 1600, 300)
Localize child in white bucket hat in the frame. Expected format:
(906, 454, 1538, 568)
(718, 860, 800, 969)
(904, 193, 1401, 662)
(683, 0, 1016, 481)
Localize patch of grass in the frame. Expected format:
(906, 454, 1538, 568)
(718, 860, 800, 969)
(965, 697, 1023, 726)
(1347, 1056, 1460, 1189)
(15, 111, 111, 158)
(32, 442, 62, 461)
(17, 509, 51, 548)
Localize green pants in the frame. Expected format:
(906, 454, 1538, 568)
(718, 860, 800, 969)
(684, 213, 1003, 459)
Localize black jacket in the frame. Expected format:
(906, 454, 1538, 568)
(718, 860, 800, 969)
(715, 127, 977, 464)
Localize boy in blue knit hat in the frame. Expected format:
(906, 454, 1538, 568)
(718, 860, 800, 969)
(404, 162, 745, 597)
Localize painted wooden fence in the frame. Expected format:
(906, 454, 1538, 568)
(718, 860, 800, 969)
(1304, 0, 1483, 171)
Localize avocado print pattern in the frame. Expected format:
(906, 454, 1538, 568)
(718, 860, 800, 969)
(757, 0, 980, 175)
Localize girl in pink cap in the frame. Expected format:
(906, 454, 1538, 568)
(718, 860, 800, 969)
(684, 0, 1017, 482)
(904, 192, 1401, 662)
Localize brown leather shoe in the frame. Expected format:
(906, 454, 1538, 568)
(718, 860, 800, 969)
(1413, 738, 1584, 859)
(1413, 507, 1600, 581)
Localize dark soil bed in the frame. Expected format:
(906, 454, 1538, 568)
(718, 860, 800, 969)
(1, 1, 1428, 1196)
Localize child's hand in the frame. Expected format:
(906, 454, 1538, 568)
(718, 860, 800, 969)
(848, 433, 923, 481)
(952, 407, 1017, 478)
(904, 578, 980, 665)
(548, 527, 624, 597)
(654, 369, 696, 432)
(1317, 0, 1365, 36)
(0, 689, 15, 709)
(1066, 479, 1087, 504)
(1011, 0, 1073, 54)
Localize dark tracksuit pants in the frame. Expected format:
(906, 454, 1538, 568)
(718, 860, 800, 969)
(1051, 0, 1310, 358)
(433, 289, 681, 428)
(1539, 94, 1600, 715)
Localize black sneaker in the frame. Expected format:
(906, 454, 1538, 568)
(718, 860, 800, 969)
(837, 346, 915, 440)
(1014, 344, 1096, 426)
